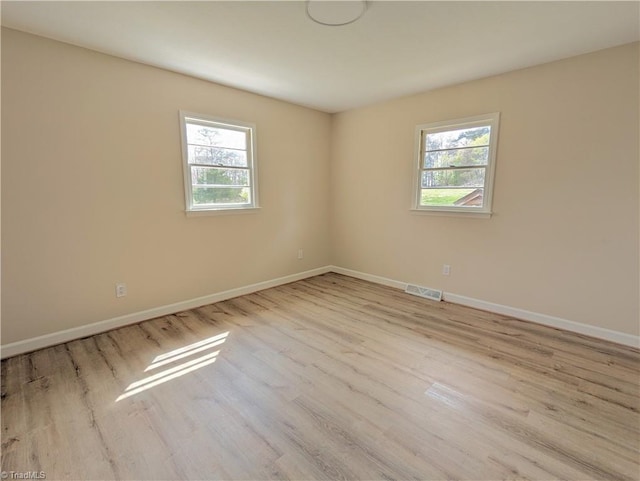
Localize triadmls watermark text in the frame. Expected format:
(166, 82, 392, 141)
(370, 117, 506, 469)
(1, 472, 46, 480)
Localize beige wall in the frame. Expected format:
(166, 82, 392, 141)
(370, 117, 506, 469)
(2, 29, 638, 346)
(331, 43, 639, 336)
(1, 28, 332, 344)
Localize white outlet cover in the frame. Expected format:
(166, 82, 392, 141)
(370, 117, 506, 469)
(115, 283, 127, 297)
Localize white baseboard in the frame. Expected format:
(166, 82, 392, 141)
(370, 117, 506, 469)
(328, 266, 639, 349)
(0, 266, 332, 359)
(329, 266, 407, 290)
(443, 292, 639, 348)
(3, 264, 638, 358)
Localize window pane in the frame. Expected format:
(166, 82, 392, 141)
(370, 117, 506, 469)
(421, 167, 485, 188)
(420, 188, 484, 207)
(191, 166, 249, 187)
(186, 123, 246, 149)
(424, 146, 489, 168)
(193, 187, 251, 205)
(425, 126, 490, 151)
(188, 145, 247, 167)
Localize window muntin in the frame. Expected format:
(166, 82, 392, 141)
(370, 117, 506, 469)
(414, 113, 499, 214)
(180, 112, 257, 212)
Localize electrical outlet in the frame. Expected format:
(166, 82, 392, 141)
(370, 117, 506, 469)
(298, 249, 304, 260)
(442, 264, 451, 276)
(115, 283, 127, 298)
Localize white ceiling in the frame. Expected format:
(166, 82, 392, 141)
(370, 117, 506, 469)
(2, 1, 639, 113)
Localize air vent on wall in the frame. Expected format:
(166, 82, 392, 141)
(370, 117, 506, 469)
(405, 284, 442, 302)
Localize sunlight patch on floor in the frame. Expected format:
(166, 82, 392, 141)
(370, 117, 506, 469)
(116, 331, 229, 401)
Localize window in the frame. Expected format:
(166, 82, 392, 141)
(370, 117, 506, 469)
(180, 111, 258, 213)
(413, 113, 499, 215)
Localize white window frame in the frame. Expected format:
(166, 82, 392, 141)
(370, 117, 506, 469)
(412, 112, 500, 216)
(179, 111, 259, 215)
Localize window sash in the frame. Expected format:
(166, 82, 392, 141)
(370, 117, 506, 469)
(421, 165, 488, 172)
(192, 187, 252, 206)
(413, 113, 499, 214)
(180, 111, 257, 212)
(187, 145, 248, 168)
(420, 173, 486, 189)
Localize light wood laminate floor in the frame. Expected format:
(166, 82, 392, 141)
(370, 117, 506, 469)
(2, 273, 639, 480)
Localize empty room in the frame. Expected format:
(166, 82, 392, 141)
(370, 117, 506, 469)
(1, 1, 639, 480)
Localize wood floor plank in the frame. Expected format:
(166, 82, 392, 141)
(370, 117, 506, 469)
(2, 273, 639, 480)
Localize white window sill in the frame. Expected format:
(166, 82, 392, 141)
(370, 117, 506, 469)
(186, 207, 261, 217)
(410, 208, 492, 219)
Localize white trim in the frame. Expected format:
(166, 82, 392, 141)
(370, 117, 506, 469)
(413, 112, 500, 215)
(185, 207, 261, 217)
(0, 266, 331, 359)
(179, 110, 259, 213)
(328, 266, 639, 348)
(329, 266, 407, 290)
(4, 265, 637, 359)
(442, 293, 639, 348)
(409, 209, 492, 219)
